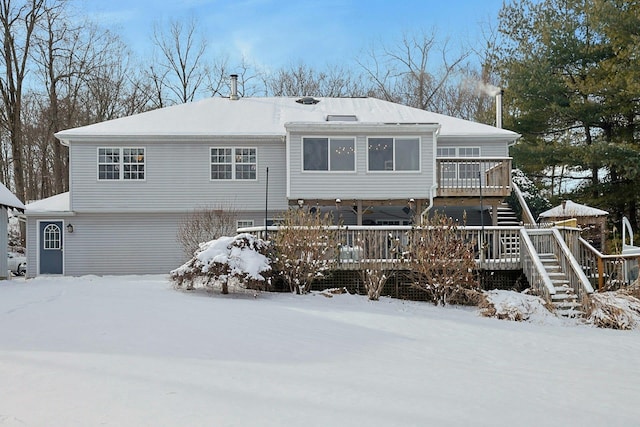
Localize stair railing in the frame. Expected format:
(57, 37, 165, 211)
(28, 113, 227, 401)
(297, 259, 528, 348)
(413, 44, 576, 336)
(511, 181, 537, 227)
(526, 228, 594, 303)
(519, 228, 556, 302)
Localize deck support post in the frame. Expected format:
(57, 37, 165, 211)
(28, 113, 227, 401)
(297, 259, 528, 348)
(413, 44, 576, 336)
(357, 200, 363, 226)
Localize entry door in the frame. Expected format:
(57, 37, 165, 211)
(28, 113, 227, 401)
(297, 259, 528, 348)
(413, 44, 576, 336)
(39, 221, 63, 274)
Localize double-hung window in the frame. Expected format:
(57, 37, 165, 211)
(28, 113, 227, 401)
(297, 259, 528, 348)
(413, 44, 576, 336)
(98, 147, 145, 180)
(368, 137, 420, 171)
(457, 147, 481, 180)
(303, 137, 355, 171)
(211, 147, 257, 180)
(436, 147, 481, 181)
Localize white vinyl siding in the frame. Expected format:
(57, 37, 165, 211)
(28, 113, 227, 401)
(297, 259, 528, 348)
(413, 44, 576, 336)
(288, 130, 434, 200)
(72, 139, 287, 212)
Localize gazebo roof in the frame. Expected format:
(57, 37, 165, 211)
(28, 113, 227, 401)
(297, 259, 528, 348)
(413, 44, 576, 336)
(539, 200, 608, 218)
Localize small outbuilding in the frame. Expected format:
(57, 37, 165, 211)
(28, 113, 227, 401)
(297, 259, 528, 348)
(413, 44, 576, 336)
(0, 183, 26, 279)
(538, 200, 609, 252)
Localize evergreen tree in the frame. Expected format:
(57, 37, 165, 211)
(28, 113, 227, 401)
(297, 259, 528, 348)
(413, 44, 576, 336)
(491, 0, 640, 228)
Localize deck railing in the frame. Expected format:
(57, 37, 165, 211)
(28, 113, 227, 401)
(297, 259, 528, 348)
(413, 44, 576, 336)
(576, 238, 640, 290)
(436, 157, 512, 197)
(239, 225, 523, 270)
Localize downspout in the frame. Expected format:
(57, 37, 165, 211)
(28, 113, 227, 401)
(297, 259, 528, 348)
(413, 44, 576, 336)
(420, 184, 437, 225)
(420, 124, 441, 224)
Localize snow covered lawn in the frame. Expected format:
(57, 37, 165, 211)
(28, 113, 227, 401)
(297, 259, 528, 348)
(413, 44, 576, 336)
(1, 275, 639, 426)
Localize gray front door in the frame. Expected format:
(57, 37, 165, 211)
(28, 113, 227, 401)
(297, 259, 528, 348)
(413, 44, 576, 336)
(39, 221, 63, 274)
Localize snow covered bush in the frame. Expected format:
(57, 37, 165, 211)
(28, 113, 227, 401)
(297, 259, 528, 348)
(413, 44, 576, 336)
(272, 207, 338, 294)
(177, 205, 238, 258)
(170, 233, 271, 294)
(479, 290, 555, 322)
(410, 212, 480, 305)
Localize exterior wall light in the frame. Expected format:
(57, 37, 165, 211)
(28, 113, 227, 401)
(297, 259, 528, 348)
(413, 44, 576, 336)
(66, 223, 74, 233)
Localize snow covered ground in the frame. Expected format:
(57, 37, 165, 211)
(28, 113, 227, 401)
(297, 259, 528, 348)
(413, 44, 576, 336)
(1, 275, 639, 427)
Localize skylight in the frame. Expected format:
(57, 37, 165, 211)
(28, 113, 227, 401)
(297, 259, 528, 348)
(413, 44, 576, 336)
(326, 115, 357, 121)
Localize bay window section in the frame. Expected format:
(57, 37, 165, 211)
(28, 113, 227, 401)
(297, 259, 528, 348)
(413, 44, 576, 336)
(368, 137, 419, 171)
(303, 137, 355, 171)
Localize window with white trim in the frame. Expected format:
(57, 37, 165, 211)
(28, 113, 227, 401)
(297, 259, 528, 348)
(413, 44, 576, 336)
(368, 137, 420, 171)
(458, 147, 481, 180)
(436, 147, 481, 180)
(303, 137, 355, 171)
(211, 147, 257, 180)
(43, 224, 61, 250)
(237, 220, 254, 229)
(98, 147, 145, 180)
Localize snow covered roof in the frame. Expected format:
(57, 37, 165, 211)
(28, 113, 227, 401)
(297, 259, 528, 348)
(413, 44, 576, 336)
(55, 97, 519, 141)
(0, 182, 25, 211)
(25, 192, 70, 213)
(539, 200, 609, 218)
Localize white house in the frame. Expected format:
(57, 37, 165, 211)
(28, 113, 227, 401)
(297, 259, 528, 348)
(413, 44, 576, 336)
(25, 86, 519, 276)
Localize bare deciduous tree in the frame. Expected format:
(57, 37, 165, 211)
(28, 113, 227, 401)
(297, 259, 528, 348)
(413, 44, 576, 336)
(0, 0, 49, 201)
(265, 63, 366, 97)
(150, 17, 207, 105)
(358, 30, 472, 115)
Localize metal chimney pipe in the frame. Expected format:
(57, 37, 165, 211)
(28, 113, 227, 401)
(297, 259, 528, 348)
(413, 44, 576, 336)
(230, 74, 239, 100)
(495, 88, 503, 128)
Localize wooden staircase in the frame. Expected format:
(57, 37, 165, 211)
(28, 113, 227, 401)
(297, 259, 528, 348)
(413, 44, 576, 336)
(538, 253, 582, 317)
(496, 203, 520, 226)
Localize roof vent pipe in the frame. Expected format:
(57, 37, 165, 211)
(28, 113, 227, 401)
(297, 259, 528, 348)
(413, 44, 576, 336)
(495, 88, 504, 128)
(230, 74, 239, 100)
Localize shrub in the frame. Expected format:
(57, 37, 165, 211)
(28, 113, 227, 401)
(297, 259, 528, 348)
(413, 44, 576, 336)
(272, 207, 338, 294)
(355, 230, 405, 300)
(170, 233, 271, 294)
(409, 212, 479, 305)
(177, 205, 238, 258)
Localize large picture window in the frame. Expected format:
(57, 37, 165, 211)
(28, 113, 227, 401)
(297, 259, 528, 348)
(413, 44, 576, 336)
(211, 147, 257, 180)
(98, 147, 145, 180)
(368, 137, 420, 171)
(303, 137, 355, 171)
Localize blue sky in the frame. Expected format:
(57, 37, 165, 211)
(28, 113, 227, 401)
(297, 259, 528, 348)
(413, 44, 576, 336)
(80, 0, 507, 69)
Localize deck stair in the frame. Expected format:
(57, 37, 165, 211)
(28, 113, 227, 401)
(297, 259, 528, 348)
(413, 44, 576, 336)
(538, 253, 582, 316)
(496, 203, 520, 226)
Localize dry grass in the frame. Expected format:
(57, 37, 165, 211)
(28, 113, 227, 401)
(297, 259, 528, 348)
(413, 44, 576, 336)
(584, 291, 640, 330)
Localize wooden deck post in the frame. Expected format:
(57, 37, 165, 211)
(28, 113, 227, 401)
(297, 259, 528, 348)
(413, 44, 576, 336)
(597, 256, 604, 291)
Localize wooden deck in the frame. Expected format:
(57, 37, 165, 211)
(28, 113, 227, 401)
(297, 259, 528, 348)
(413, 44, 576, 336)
(436, 157, 512, 198)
